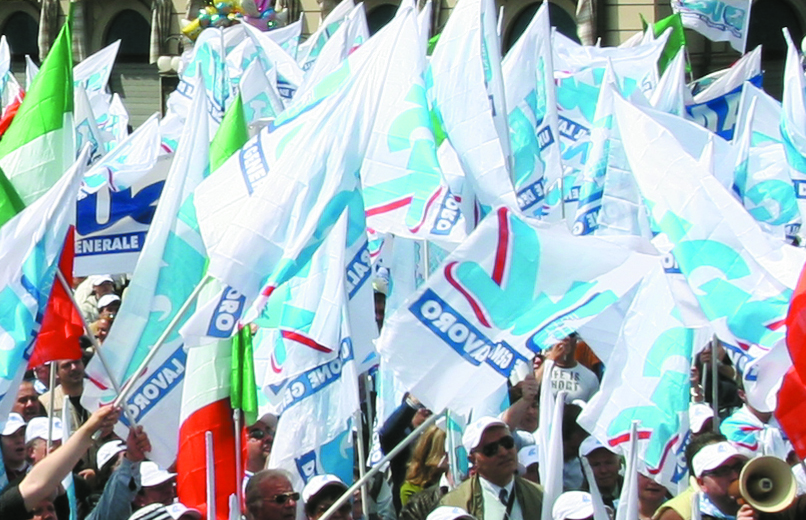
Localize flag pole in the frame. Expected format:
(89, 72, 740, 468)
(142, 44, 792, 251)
(111, 275, 210, 408)
(353, 409, 370, 519)
(206, 431, 217, 520)
(54, 269, 138, 428)
(318, 409, 445, 520)
(710, 335, 720, 430)
(47, 361, 57, 452)
(233, 409, 243, 517)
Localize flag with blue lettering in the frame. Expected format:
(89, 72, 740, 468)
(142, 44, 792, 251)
(188, 8, 418, 336)
(0, 147, 87, 421)
(296, 0, 355, 72)
(360, 7, 467, 245)
(614, 94, 806, 411)
(781, 29, 806, 243)
(671, 0, 751, 53)
(426, 0, 517, 214)
(82, 75, 212, 467)
(377, 206, 657, 413)
(73, 114, 169, 277)
(686, 46, 761, 140)
(578, 265, 694, 492)
(731, 96, 800, 242)
(267, 300, 360, 491)
(503, 2, 562, 220)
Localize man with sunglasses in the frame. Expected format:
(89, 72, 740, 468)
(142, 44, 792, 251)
(245, 469, 299, 520)
(245, 414, 277, 487)
(440, 417, 543, 519)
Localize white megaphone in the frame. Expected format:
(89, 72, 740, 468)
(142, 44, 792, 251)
(728, 456, 797, 513)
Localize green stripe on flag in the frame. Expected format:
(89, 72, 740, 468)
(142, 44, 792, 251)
(231, 325, 259, 426)
(0, 20, 72, 157)
(0, 170, 25, 228)
(641, 13, 689, 76)
(210, 93, 248, 173)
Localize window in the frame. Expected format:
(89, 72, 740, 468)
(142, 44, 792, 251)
(2, 11, 39, 62)
(504, 2, 579, 53)
(104, 9, 150, 63)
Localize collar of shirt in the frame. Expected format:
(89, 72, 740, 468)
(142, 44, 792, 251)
(698, 492, 736, 520)
(479, 475, 514, 500)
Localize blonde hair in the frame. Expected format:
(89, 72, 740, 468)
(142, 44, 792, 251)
(405, 425, 447, 488)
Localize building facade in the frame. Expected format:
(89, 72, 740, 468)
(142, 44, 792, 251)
(1, 0, 805, 125)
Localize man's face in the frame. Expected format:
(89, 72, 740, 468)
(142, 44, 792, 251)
(94, 319, 112, 342)
(34, 364, 51, 384)
(28, 438, 61, 465)
(696, 456, 746, 514)
(57, 359, 84, 387)
(249, 476, 297, 520)
(246, 421, 275, 465)
(13, 382, 42, 422)
(32, 500, 57, 520)
(141, 479, 177, 506)
(521, 399, 538, 433)
(587, 448, 621, 492)
(1, 427, 27, 466)
(309, 488, 351, 520)
(637, 473, 667, 504)
(470, 426, 517, 487)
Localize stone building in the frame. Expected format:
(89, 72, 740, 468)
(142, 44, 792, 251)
(0, 0, 804, 125)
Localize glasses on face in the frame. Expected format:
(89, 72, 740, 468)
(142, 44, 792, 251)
(316, 502, 352, 515)
(248, 428, 273, 440)
(704, 462, 744, 479)
(270, 492, 300, 504)
(478, 435, 515, 457)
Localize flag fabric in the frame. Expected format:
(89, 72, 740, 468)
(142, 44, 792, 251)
(360, 7, 467, 245)
(642, 13, 687, 76)
(614, 94, 806, 411)
(686, 46, 762, 140)
(296, 0, 355, 72)
(230, 325, 258, 426)
(579, 266, 694, 492)
(74, 114, 169, 277)
(73, 40, 120, 113)
(210, 93, 248, 173)
(177, 336, 238, 520)
(187, 8, 418, 338)
(74, 85, 105, 164)
(28, 227, 84, 368)
(671, 0, 751, 53)
(426, 0, 517, 214)
(266, 15, 302, 59)
(650, 49, 688, 117)
(377, 206, 656, 413)
(82, 75, 213, 467)
(0, 19, 74, 226)
(503, 2, 563, 220)
(781, 29, 806, 240)
(0, 147, 87, 421)
(239, 60, 284, 128)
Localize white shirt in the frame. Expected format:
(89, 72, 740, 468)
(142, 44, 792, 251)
(479, 476, 523, 520)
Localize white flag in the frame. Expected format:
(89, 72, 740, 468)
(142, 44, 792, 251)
(671, 0, 751, 53)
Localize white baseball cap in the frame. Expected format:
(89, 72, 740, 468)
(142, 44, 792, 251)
(140, 461, 177, 487)
(579, 436, 612, 457)
(692, 441, 747, 478)
(518, 445, 539, 474)
(462, 417, 507, 453)
(689, 403, 715, 434)
(92, 275, 114, 286)
(25, 416, 63, 443)
(302, 474, 347, 504)
(425, 506, 476, 520)
(2, 413, 26, 436)
(552, 491, 595, 520)
(164, 502, 202, 520)
(97, 440, 126, 470)
(97, 293, 121, 310)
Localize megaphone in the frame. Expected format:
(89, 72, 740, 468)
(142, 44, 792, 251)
(728, 456, 797, 513)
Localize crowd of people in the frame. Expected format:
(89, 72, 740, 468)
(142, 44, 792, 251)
(2, 277, 806, 520)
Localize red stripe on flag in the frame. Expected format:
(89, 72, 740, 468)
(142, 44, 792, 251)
(177, 398, 238, 520)
(776, 367, 806, 460)
(444, 261, 491, 328)
(491, 207, 509, 286)
(787, 261, 806, 382)
(366, 196, 414, 217)
(29, 227, 83, 368)
(281, 330, 333, 353)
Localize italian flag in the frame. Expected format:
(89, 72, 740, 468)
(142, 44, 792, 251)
(0, 18, 74, 226)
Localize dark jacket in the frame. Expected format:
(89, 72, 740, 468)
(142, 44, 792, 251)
(439, 475, 544, 518)
(399, 483, 449, 520)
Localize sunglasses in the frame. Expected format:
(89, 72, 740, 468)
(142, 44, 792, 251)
(477, 435, 515, 457)
(704, 462, 744, 478)
(248, 429, 273, 440)
(270, 492, 300, 504)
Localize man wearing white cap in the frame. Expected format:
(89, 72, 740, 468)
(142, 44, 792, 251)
(25, 417, 64, 465)
(1, 413, 30, 482)
(579, 436, 621, 510)
(440, 417, 543, 519)
(425, 506, 477, 520)
(98, 293, 122, 319)
(552, 491, 594, 520)
(128, 502, 203, 520)
(134, 461, 177, 509)
(302, 474, 351, 520)
(75, 274, 117, 323)
(245, 413, 277, 487)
